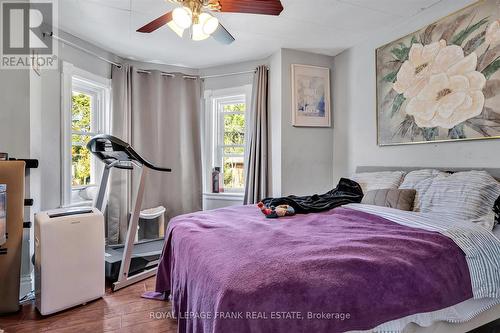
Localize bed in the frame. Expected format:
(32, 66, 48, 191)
(155, 167, 500, 333)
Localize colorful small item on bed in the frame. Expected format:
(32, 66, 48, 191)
(257, 202, 295, 218)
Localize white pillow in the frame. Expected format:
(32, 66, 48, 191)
(399, 169, 448, 211)
(471, 211, 496, 231)
(351, 171, 406, 194)
(399, 169, 448, 189)
(413, 171, 500, 226)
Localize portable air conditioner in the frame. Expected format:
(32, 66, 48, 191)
(35, 207, 105, 315)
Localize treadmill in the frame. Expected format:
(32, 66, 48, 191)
(87, 135, 171, 291)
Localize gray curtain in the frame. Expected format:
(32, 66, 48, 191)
(109, 65, 202, 244)
(244, 65, 269, 204)
(108, 65, 132, 244)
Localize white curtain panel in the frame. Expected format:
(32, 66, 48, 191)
(109, 65, 202, 243)
(244, 65, 269, 204)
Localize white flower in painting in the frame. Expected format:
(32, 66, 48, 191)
(405, 50, 486, 129)
(486, 19, 500, 46)
(393, 40, 447, 99)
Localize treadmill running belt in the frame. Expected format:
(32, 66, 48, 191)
(105, 239, 164, 282)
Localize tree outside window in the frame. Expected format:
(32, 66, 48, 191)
(219, 102, 246, 191)
(71, 92, 94, 187)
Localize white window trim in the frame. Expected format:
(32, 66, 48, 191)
(203, 85, 252, 196)
(61, 61, 111, 207)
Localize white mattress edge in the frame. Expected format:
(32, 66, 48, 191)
(348, 297, 500, 333)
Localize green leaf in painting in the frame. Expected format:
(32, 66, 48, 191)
(390, 47, 407, 61)
(422, 127, 439, 141)
(383, 71, 398, 83)
(482, 57, 500, 80)
(450, 17, 489, 46)
(389, 36, 417, 62)
(448, 123, 466, 139)
(391, 93, 406, 117)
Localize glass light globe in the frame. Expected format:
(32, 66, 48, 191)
(172, 6, 192, 29)
(167, 21, 185, 37)
(202, 14, 219, 35)
(192, 22, 210, 41)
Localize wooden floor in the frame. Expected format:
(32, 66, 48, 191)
(1, 277, 499, 333)
(0, 277, 177, 333)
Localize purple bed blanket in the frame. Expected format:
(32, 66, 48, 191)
(155, 205, 473, 333)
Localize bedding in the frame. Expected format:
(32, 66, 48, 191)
(347, 204, 500, 299)
(154, 204, 500, 333)
(398, 169, 447, 212)
(361, 189, 416, 211)
(365, 297, 500, 333)
(398, 169, 447, 189)
(408, 171, 500, 226)
(351, 171, 406, 194)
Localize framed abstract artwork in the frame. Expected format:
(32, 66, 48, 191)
(376, 0, 500, 146)
(291, 64, 331, 127)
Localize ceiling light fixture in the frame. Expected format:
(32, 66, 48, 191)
(165, 1, 220, 41)
(202, 14, 219, 35)
(167, 20, 185, 37)
(172, 6, 193, 29)
(192, 12, 218, 41)
(138, 0, 284, 45)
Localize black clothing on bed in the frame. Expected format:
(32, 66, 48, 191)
(261, 178, 363, 214)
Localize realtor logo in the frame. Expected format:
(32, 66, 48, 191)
(1, 0, 58, 69)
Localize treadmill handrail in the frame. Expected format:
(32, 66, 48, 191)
(87, 134, 172, 172)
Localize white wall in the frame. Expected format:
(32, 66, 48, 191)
(39, 30, 119, 210)
(278, 49, 335, 196)
(331, 0, 493, 182)
(269, 50, 282, 197)
(0, 66, 42, 297)
(0, 70, 30, 157)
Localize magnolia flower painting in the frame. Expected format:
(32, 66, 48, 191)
(376, 0, 500, 145)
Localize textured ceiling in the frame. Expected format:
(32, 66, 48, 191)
(59, 0, 444, 68)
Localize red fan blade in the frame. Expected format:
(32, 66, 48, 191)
(137, 11, 173, 33)
(218, 0, 283, 16)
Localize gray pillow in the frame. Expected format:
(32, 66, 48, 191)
(361, 189, 417, 211)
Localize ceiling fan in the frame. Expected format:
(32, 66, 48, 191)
(137, 0, 284, 44)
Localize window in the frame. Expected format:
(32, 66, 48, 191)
(205, 86, 252, 193)
(62, 62, 110, 206)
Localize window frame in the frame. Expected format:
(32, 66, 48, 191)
(204, 85, 252, 194)
(61, 62, 111, 207)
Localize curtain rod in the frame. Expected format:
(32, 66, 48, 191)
(43, 32, 123, 68)
(200, 68, 267, 80)
(135, 69, 198, 79)
(44, 32, 266, 80)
